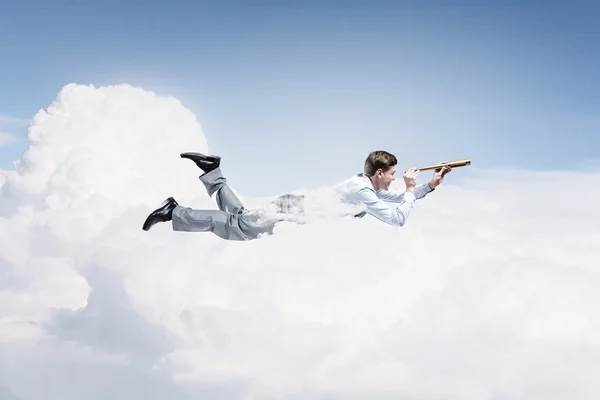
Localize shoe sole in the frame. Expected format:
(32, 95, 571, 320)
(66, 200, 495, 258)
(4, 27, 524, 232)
(180, 152, 221, 161)
(160, 197, 175, 206)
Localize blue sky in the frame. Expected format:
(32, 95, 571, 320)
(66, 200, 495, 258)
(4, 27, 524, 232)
(1, 0, 598, 195)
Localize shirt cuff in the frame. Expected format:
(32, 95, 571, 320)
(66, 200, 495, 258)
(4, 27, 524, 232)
(404, 191, 417, 202)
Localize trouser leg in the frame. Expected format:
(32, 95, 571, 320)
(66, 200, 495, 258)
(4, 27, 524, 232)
(171, 205, 279, 241)
(198, 167, 245, 214)
(174, 167, 282, 240)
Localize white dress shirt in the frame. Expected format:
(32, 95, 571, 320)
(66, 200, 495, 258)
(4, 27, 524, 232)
(332, 173, 434, 226)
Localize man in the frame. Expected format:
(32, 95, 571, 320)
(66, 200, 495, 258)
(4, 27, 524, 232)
(332, 150, 450, 227)
(141, 150, 450, 239)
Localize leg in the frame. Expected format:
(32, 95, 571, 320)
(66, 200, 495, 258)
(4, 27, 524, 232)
(180, 152, 245, 214)
(142, 153, 283, 239)
(171, 205, 278, 240)
(198, 167, 245, 214)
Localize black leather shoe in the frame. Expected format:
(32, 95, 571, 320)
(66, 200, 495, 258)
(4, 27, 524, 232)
(142, 197, 178, 231)
(180, 152, 221, 173)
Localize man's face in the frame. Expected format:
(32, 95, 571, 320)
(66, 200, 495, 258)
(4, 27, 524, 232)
(375, 165, 396, 190)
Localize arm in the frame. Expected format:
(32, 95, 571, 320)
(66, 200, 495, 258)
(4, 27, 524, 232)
(376, 182, 434, 203)
(354, 186, 417, 227)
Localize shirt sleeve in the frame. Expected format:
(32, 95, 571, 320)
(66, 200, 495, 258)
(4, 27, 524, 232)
(354, 186, 417, 227)
(376, 183, 433, 203)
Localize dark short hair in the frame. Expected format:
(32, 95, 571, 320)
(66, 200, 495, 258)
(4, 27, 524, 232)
(364, 150, 397, 176)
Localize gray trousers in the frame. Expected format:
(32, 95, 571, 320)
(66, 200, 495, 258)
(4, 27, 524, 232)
(171, 168, 279, 240)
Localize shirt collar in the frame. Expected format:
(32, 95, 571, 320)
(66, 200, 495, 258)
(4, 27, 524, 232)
(357, 173, 375, 189)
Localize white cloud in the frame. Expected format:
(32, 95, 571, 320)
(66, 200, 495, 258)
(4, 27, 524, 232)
(1, 83, 599, 400)
(0, 114, 29, 126)
(0, 131, 18, 148)
(0, 114, 28, 149)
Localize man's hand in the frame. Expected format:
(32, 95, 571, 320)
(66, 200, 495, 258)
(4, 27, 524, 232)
(428, 163, 452, 189)
(403, 168, 419, 193)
